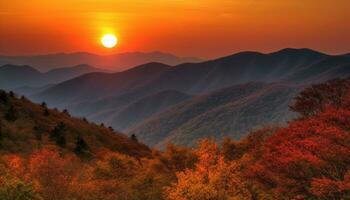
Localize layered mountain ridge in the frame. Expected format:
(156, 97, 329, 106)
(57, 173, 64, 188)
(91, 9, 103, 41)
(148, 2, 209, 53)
(3, 48, 350, 146)
(0, 64, 105, 90)
(0, 51, 201, 71)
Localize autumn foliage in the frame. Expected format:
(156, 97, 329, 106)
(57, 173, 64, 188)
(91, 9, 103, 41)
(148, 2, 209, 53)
(1, 78, 350, 199)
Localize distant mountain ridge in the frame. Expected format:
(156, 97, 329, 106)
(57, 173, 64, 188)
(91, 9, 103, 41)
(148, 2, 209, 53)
(0, 64, 104, 90)
(35, 62, 172, 107)
(34, 48, 348, 106)
(0, 51, 201, 71)
(128, 82, 300, 147)
(13, 48, 350, 146)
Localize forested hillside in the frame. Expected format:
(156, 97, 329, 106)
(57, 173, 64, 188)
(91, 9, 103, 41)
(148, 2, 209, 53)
(129, 82, 300, 147)
(1, 78, 350, 199)
(0, 90, 150, 157)
(28, 49, 350, 147)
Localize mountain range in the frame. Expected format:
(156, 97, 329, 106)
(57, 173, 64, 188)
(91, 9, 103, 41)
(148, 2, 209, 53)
(2, 48, 350, 147)
(128, 82, 300, 147)
(0, 51, 201, 72)
(0, 64, 105, 91)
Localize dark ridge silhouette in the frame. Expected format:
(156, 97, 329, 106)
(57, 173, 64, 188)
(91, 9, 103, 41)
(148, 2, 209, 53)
(0, 51, 201, 71)
(0, 64, 104, 90)
(34, 62, 171, 106)
(342, 53, 350, 57)
(0, 64, 43, 89)
(11, 48, 350, 146)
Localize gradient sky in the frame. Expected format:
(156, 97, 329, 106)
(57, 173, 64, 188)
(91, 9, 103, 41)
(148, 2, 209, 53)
(0, 0, 349, 58)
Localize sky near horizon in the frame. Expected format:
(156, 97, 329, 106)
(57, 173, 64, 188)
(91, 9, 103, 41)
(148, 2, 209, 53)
(0, 0, 349, 58)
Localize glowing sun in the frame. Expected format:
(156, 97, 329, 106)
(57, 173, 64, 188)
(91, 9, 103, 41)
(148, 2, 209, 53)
(101, 34, 118, 48)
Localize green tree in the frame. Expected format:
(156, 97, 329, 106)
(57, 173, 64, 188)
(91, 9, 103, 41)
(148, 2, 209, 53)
(43, 108, 50, 116)
(33, 126, 43, 140)
(0, 91, 8, 104)
(0, 119, 3, 147)
(8, 91, 14, 98)
(74, 136, 88, 154)
(62, 109, 70, 116)
(41, 102, 47, 108)
(50, 122, 66, 147)
(130, 134, 138, 142)
(5, 106, 18, 122)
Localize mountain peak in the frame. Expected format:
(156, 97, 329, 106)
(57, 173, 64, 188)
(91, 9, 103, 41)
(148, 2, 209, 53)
(271, 48, 327, 57)
(124, 62, 171, 73)
(0, 64, 40, 73)
(208, 51, 264, 63)
(342, 53, 350, 57)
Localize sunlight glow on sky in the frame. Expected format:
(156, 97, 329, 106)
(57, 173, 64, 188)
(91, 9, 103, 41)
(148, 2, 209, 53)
(0, 0, 349, 58)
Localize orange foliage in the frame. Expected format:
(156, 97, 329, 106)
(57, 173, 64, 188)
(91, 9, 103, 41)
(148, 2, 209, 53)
(5, 155, 25, 177)
(28, 149, 79, 200)
(165, 139, 251, 200)
(2, 79, 350, 199)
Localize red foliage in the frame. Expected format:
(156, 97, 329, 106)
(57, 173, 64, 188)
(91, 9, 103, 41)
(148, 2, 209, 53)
(310, 177, 350, 198)
(249, 106, 350, 198)
(290, 78, 350, 117)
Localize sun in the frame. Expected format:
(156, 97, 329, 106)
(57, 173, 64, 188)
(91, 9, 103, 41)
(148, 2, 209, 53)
(101, 34, 118, 48)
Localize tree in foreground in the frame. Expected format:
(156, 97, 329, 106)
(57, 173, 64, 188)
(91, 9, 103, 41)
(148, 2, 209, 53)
(290, 78, 350, 117)
(28, 149, 79, 200)
(165, 139, 251, 200)
(249, 79, 350, 199)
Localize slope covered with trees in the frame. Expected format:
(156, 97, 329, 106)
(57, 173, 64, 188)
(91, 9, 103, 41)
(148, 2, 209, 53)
(0, 90, 150, 157)
(1, 78, 350, 199)
(27, 49, 350, 147)
(129, 82, 300, 147)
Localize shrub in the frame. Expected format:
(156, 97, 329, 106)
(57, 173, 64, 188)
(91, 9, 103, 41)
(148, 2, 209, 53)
(5, 106, 18, 122)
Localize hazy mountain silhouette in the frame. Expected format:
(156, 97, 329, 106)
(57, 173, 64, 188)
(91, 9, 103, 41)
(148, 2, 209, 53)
(0, 51, 201, 72)
(0, 64, 104, 90)
(34, 62, 171, 106)
(20, 48, 350, 146)
(128, 83, 300, 147)
(0, 64, 43, 89)
(34, 48, 338, 107)
(13, 84, 55, 97)
(100, 90, 191, 130)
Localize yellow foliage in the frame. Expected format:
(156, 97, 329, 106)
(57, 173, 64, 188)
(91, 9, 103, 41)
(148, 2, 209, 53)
(165, 139, 252, 200)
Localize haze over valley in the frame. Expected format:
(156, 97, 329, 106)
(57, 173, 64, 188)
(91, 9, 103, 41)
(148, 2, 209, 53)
(2, 48, 350, 147)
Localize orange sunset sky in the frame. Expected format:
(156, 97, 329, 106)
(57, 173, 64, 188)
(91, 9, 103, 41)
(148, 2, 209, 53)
(0, 0, 349, 58)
